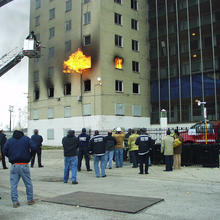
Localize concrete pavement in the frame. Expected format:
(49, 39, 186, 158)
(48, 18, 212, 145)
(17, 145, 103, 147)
(0, 150, 220, 220)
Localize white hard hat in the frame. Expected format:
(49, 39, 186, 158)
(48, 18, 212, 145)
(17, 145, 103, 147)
(116, 127, 121, 132)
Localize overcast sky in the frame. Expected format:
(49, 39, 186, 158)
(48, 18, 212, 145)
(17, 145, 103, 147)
(0, 0, 30, 129)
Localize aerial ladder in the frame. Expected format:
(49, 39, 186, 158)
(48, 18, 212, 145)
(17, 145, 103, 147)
(0, 38, 41, 78)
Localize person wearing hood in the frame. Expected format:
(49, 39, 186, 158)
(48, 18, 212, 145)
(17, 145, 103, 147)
(104, 130, 116, 169)
(0, 128, 8, 169)
(113, 127, 125, 168)
(62, 130, 79, 184)
(77, 128, 92, 172)
(89, 130, 106, 178)
(3, 127, 37, 208)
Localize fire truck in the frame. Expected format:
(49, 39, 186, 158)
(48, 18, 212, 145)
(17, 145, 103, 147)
(180, 121, 220, 144)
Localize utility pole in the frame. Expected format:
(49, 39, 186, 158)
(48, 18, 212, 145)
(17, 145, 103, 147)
(8, 105, 14, 132)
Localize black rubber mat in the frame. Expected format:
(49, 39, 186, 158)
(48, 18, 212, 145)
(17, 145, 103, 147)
(42, 191, 164, 213)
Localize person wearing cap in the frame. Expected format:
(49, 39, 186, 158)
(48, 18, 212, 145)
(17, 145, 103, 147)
(0, 128, 8, 169)
(31, 129, 43, 168)
(3, 127, 37, 208)
(104, 130, 116, 169)
(135, 128, 152, 174)
(124, 128, 132, 162)
(77, 128, 92, 172)
(62, 130, 79, 184)
(128, 129, 139, 168)
(113, 127, 125, 168)
(89, 130, 106, 177)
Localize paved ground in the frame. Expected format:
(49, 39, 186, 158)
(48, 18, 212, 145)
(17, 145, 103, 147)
(0, 150, 220, 220)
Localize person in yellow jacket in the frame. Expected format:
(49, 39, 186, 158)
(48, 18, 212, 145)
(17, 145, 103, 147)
(113, 127, 125, 168)
(128, 129, 139, 168)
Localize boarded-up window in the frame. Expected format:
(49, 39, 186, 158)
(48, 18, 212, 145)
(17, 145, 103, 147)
(132, 105, 141, 116)
(33, 109, 38, 120)
(47, 129, 54, 140)
(64, 106, 71, 118)
(115, 103, 125, 116)
(48, 108, 54, 119)
(83, 104, 91, 116)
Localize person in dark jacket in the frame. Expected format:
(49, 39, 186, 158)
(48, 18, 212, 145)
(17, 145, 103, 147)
(104, 130, 116, 169)
(3, 127, 37, 208)
(77, 128, 92, 172)
(31, 129, 43, 168)
(62, 130, 79, 184)
(135, 128, 152, 175)
(89, 130, 106, 178)
(124, 128, 131, 161)
(0, 128, 8, 169)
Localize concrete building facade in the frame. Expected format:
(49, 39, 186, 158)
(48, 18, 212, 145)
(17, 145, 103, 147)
(28, 0, 150, 145)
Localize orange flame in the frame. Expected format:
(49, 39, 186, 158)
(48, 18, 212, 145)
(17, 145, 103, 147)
(63, 48, 91, 74)
(115, 57, 123, 69)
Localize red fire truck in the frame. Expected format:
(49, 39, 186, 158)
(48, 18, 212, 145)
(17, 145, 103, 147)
(180, 121, 220, 144)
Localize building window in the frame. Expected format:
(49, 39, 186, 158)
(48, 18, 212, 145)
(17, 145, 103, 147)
(114, 13, 122, 25)
(35, 16, 40, 26)
(66, 0, 72, 12)
(84, 12, 91, 25)
(83, 104, 91, 116)
(48, 87, 54, 97)
(47, 129, 54, 140)
(131, 0, 138, 10)
(132, 40, 139, 51)
(84, 80, 91, 91)
(48, 66, 54, 78)
(48, 108, 54, 119)
(49, 27, 55, 39)
(115, 80, 123, 92)
(115, 103, 125, 116)
(131, 19, 138, 30)
(64, 83, 71, 95)
(33, 71, 39, 82)
(115, 57, 123, 69)
(133, 83, 140, 94)
(114, 0, 122, 4)
(49, 8, 55, 20)
(84, 35, 91, 46)
(132, 61, 139, 72)
(34, 89, 39, 100)
(132, 105, 141, 116)
(33, 109, 39, 120)
(115, 34, 123, 47)
(48, 47, 54, 58)
(65, 20, 72, 31)
(64, 106, 71, 118)
(36, 0, 40, 9)
(65, 40, 71, 52)
(84, 0, 90, 3)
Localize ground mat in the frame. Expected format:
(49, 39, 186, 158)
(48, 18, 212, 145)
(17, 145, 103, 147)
(42, 191, 164, 213)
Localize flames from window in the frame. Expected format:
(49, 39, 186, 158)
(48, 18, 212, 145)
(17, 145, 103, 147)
(115, 57, 123, 69)
(63, 48, 91, 74)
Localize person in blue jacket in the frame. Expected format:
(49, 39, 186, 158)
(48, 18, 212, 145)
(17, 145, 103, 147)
(3, 127, 37, 208)
(31, 129, 43, 168)
(77, 128, 92, 171)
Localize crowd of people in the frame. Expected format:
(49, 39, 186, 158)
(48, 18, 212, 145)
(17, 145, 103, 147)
(0, 126, 183, 208)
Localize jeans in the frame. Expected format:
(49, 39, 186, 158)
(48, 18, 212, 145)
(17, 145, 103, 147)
(64, 156, 78, 182)
(105, 150, 114, 168)
(130, 150, 138, 167)
(165, 155, 174, 171)
(10, 164, 33, 204)
(139, 153, 149, 174)
(115, 148, 123, 167)
(94, 155, 106, 177)
(31, 147, 42, 167)
(78, 147, 90, 170)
